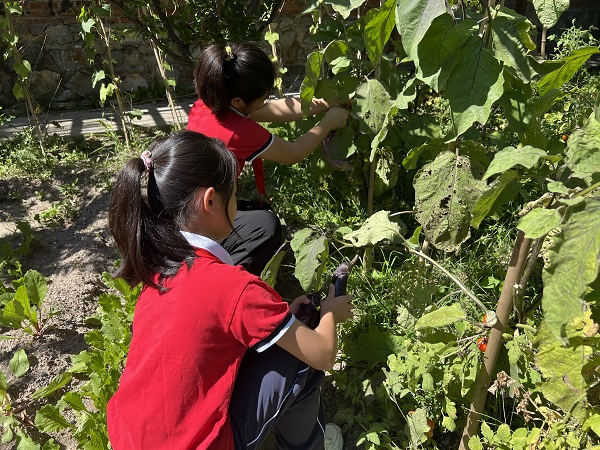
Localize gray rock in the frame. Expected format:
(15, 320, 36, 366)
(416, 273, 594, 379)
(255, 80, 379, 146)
(120, 73, 149, 92)
(29, 69, 61, 104)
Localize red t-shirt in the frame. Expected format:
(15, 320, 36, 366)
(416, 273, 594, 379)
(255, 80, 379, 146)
(186, 99, 274, 196)
(107, 248, 292, 450)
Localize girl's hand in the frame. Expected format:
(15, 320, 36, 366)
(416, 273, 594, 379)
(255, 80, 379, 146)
(324, 107, 350, 130)
(319, 284, 354, 324)
(289, 295, 310, 315)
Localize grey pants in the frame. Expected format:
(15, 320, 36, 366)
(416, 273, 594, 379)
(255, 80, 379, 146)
(229, 345, 326, 450)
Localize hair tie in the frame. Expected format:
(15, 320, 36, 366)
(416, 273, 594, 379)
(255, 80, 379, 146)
(224, 45, 235, 62)
(140, 150, 153, 173)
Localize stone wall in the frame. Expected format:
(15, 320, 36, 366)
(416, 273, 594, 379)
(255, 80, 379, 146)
(1, 0, 599, 110)
(0, 0, 317, 110)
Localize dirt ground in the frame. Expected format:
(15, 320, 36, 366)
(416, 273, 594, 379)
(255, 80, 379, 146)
(0, 168, 347, 449)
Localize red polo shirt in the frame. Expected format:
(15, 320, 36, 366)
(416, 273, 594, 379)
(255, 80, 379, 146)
(107, 245, 292, 450)
(187, 99, 274, 196)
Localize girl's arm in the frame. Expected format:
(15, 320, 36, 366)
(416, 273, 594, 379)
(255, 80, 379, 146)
(276, 285, 353, 371)
(249, 97, 334, 123)
(258, 107, 349, 164)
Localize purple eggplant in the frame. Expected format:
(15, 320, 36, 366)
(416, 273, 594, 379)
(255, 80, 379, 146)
(331, 254, 359, 297)
(322, 131, 354, 171)
(296, 255, 359, 329)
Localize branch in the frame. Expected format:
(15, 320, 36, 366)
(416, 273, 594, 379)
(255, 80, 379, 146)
(150, 0, 193, 62)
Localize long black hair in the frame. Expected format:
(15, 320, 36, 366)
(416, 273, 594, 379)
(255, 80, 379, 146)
(193, 42, 276, 117)
(108, 130, 237, 290)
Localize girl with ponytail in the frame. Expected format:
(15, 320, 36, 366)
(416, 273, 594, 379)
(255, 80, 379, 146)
(106, 130, 353, 450)
(188, 42, 350, 276)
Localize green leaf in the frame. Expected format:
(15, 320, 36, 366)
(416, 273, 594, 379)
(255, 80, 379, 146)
(13, 60, 31, 79)
(330, 127, 357, 160)
(260, 250, 286, 288)
(542, 198, 600, 341)
(517, 208, 562, 239)
(344, 325, 397, 368)
(483, 145, 547, 179)
(41, 439, 60, 450)
(444, 36, 505, 136)
(535, 321, 590, 420)
(414, 151, 486, 252)
(393, 76, 419, 111)
(324, 0, 367, 19)
(538, 47, 600, 96)
(364, 0, 395, 66)
(416, 14, 474, 92)
(324, 40, 350, 64)
(81, 17, 95, 33)
(352, 79, 391, 137)
(343, 210, 405, 247)
(300, 51, 323, 115)
(481, 421, 494, 442)
(471, 170, 520, 228)
(15, 429, 40, 450)
(9, 349, 29, 378)
(565, 115, 600, 178)
(415, 303, 466, 330)
(4, 285, 32, 326)
(32, 372, 72, 400)
(402, 139, 446, 170)
(0, 369, 7, 392)
(491, 12, 536, 83)
(290, 229, 328, 292)
(395, 0, 446, 61)
(468, 436, 483, 450)
(99, 82, 115, 104)
(35, 405, 74, 432)
(12, 81, 24, 100)
(23, 270, 47, 310)
(532, 0, 570, 28)
(496, 423, 512, 442)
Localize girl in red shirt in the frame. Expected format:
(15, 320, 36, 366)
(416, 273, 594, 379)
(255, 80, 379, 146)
(187, 42, 349, 276)
(107, 130, 353, 450)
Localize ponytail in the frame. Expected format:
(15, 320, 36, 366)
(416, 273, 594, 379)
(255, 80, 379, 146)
(193, 42, 276, 117)
(108, 130, 237, 290)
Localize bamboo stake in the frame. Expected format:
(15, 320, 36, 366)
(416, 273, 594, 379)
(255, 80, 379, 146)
(459, 231, 533, 449)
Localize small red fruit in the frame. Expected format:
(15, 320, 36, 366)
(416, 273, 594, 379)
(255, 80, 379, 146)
(407, 411, 435, 439)
(561, 134, 569, 141)
(477, 337, 488, 352)
(483, 313, 487, 324)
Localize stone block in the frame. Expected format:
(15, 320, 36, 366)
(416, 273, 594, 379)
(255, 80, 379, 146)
(120, 73, 149, 92)
(29, 69, 61, 104)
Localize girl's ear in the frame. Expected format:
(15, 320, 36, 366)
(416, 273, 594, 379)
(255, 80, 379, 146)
(230, 97, 245, 109)
(197, 187, 217, 213)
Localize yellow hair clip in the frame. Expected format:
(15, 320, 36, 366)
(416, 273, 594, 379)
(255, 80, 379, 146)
(224, 45, 234, 62)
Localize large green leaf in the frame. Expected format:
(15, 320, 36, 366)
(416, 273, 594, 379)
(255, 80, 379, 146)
(415, 303, 466, 330)
(416, 14, 475, 92)
(351, 79, 392, 137)
(300, 51, 323, 115)
(395, 0, 446, 60)
(517, 208, 562, 239)
(471, 170, 520, 228)
(343, 210, 405, 247)
(324, 40, 351, 64)
(32, 372, 72, 400)
(344, 325, 403, 368)
(483, 145, 547, 179)
(542, 198, 600, 341)
(565, 115, 600, 178)
(535, 320, 590, 420)
(537, 47, 600, 96)
(324, 0, 367, 19)
(491, 11, 536, 83)
(290, 229, 328, 292)
(532, 0, 570, 28)
(413, 151, 487, 252)
(364, 0, 395, 66)
(444, 36, 505, 136)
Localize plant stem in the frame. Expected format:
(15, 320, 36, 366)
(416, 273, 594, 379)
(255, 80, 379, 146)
(459, 231, 532, 449)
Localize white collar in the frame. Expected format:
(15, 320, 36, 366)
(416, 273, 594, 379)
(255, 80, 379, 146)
(180, 231, 235, 266)
(229, 106, 247, 117)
